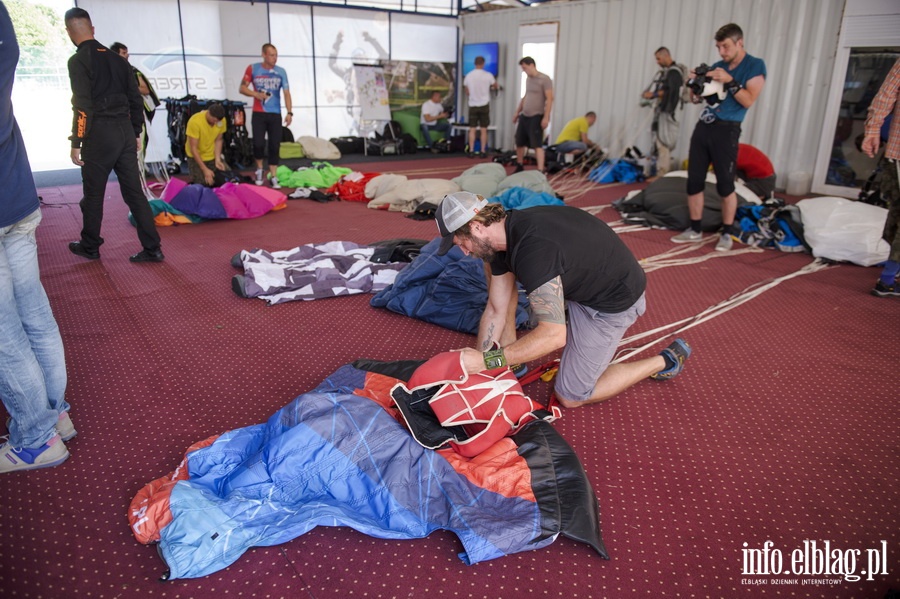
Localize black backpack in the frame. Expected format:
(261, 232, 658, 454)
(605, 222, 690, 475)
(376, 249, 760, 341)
(382, 120, 403, 140)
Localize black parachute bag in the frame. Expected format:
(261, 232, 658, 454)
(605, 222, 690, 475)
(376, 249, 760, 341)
(382, 120, 403, 140)
(330, 136, 365, 154)
(400, 133, 418, 154)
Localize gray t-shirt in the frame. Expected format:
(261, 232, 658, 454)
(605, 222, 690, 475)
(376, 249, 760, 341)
(521, 72, 552, 117)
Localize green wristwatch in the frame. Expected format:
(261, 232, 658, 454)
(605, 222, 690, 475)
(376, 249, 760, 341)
(483, 348, 507, 369)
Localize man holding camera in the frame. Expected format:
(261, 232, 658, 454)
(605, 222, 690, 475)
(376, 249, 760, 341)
(671, 23, 766, 251)
(240, 44, 292, 189)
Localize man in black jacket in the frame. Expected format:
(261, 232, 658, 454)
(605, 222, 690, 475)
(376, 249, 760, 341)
(65, 8, 163, 263)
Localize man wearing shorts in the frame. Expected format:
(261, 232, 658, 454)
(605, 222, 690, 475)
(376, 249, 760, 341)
(434, 191, 692, 408)
(463, 56, 498, 157)
(240, 43, 292, 189)
(512, 57, 553, 173)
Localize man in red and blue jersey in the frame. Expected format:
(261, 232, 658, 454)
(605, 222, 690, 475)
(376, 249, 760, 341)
(240, 44, 293, 189)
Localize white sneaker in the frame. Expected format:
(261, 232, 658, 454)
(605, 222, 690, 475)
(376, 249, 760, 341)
(0, 435, 69, 473)
(671, 229, 703, 243)
(254, 169, 264, 186)
(270, 176, 281, 190)
(7, 412, 77, 442)
(56, 412, 77, 441)
(715, 233, 734, 252)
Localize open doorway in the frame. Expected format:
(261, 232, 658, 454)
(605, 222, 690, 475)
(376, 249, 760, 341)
(813, 2, 900, 198)
(517, 22, 557, 140)
(826, 49, 899, 189)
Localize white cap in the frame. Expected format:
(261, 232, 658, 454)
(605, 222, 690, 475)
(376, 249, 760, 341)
(436, 191, 488, 255)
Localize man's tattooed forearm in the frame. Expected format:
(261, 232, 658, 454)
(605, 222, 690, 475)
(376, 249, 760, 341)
(481, 323, 495, 350)
(528, 278, 566, 325)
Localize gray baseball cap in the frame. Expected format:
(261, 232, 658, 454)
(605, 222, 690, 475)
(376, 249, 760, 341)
(436, 191, 488, 255)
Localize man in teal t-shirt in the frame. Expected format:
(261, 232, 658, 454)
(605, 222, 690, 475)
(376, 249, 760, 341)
(671, 23, 767, 252)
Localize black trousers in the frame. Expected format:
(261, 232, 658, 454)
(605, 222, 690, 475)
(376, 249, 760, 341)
(686, 120, 741, 197)
(79, 118, 160, 252)
(251, 112, 282, 166)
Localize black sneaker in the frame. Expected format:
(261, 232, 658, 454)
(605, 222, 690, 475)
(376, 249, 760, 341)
(68, 241, 100, 260)
(872, 280, 900, 297)
(129, 248, 165, 263)
(649, 338, 692, 380)
(513, 163, 524, 174)
(231, 274, 249, 298)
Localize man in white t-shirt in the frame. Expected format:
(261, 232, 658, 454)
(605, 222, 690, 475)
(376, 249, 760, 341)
(420, 91, 451, 152)
(463, 56, 498, 157)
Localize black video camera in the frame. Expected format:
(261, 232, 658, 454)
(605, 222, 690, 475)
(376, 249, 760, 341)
(686, 63, 713, 96)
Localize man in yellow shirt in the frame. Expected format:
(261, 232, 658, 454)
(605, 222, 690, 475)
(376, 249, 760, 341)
(185, 103, 228, 187)
(555, 111, 597, 157)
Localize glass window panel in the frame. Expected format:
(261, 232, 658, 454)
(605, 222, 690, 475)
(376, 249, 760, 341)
(179, 0, 224, 56)
(80, 0, 182, 53)
(391, 14, 457, 62)
(219, 1, 270, 56)
(184, 54, 227, 99)
(274, 56, 316, 110)
(317, 105, 361, 139)
(826, 48, 900, 187)
(314, 56, 355, 108)
(346, 0, 402, 10)
(269, 4, 313, 57)
(286, 108, 317, 142)
(134, 52, 187, 100)
(313, 7, 390, 61)
(409, 0, 454, 17)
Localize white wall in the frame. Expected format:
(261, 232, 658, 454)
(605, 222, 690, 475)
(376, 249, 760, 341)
(461, 0, 845, 189)
(71, 0, 456, 147)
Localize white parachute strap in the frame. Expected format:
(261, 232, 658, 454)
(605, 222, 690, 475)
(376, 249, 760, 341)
(137, 152, 156, 201)
(137, 120, 169, 201)
(580, 204, 610, 215)
(148, 161, 170, 188)
(610, 223, 652, 234)
(546, 167, 607, 202)
(605, 105, 655, 158)
(640, 238, 765, 272)
(610, 258, 835, 364)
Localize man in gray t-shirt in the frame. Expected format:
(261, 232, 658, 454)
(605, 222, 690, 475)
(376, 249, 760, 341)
(512, 56, 553, 173)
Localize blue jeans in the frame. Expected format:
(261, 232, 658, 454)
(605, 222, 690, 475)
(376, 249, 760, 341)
(0, 209, 68, 447)
(420, 121, 451, 148)
(555, 140, 587, 155)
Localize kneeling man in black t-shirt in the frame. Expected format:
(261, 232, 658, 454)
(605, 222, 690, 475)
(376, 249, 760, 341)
(435, 192, 693, 408)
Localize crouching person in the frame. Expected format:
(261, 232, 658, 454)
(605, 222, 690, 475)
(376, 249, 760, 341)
(434, 191, 692, 408)
(185, 102, 230, 187)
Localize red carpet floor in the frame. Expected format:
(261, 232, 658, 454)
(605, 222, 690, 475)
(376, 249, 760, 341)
(1, 156, 898, 598)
